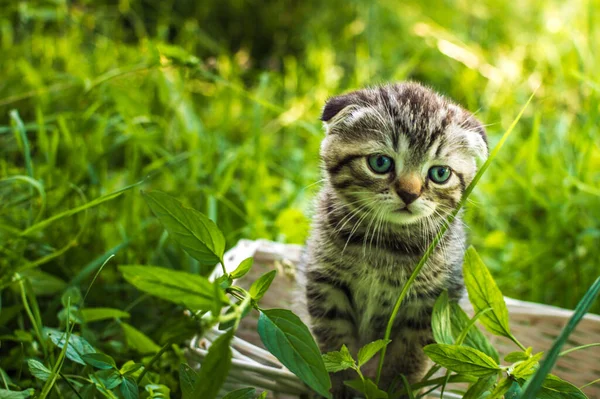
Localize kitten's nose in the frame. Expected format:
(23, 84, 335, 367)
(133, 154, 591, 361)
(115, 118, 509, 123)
(397, 190, 419, 205)
(396, 174, 422, 205)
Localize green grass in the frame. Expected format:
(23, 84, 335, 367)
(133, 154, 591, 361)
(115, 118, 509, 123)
(1, 0, 599, 396)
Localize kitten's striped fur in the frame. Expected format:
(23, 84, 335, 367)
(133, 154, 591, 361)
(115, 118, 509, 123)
(302, 82, 487, 397)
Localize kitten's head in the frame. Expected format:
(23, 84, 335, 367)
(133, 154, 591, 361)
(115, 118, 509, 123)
(320, 82, 487, 226)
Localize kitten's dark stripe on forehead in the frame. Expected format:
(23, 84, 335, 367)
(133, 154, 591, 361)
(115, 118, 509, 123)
(327, 154, 363, 175)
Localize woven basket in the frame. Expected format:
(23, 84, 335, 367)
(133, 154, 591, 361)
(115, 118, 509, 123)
(187, 240, 600, 398)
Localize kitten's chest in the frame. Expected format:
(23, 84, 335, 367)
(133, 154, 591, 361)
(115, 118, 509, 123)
(346, 258, 441, 341)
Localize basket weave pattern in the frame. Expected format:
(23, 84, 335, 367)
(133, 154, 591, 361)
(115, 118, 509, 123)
(188, 240, 600, 398)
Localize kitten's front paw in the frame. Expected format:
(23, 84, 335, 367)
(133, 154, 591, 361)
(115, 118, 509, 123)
(330, 371, 359, 399)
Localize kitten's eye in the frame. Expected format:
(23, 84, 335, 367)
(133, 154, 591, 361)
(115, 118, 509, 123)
(367, 155, 394, 174)
(428, 165, 452, 184)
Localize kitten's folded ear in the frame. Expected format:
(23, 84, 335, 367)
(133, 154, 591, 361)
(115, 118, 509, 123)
(321, 94, 357, 122)
(463, 115, 488, 160)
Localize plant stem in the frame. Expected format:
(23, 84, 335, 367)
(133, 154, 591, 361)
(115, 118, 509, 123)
(137, 342, 172, 384)
(59, 373, 84, 399)
(559, 343, 600, 357)
(375, 90, 537, 385)
(19, 278, 47, 357)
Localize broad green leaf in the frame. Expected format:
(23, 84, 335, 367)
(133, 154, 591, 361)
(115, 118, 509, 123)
(534, 375, 587, 399)
(27, 359, 50, 381)
(96, 369, 123, 389)
(249, 270, 277, 302)
(80, 308, 130, 323)
(81, 353, 117, 370)
(511, 352, 543, 379)
(487, 378, 512, 399)
(463, 376, 495, 399)
(120, 376, 139, 399)
(44, 327, 96, 365)
(120, 362, 144, 376)
(221, 388, 256, 399)
(121, 323, 160, 353)
(449, 303, 499, 363)
(0, 389, 35, 398)
(432, 291, 453, 345)
(191, 330, 233, 399)
(144, 384, 171, 398)
(22, 270, 66, 296)
(142, 190, 225, 265)
(322, 344, 355, 372)
(521, 277, 600, 399)
(504, 351, 529, 363)
(230, 257, 254, 279)
(258, 309, 331, 398)
(179, 363, 197, 399)
(120, 265, 228, 311)
(344, 378, 388, 399)
(463, 247, 511, 338)
(357, 340, 390, 367)
(423, 344, 500, 378)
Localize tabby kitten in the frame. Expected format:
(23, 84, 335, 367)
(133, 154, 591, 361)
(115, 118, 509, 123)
(303, 82, 487, 397)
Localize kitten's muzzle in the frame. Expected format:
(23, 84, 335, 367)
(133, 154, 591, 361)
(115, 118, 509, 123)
(395, 174, 422, 205)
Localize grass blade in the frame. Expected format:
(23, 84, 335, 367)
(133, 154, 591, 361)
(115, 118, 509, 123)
(520, 277, 600, 398)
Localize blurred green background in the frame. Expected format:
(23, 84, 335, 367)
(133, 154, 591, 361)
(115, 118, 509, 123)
(1, 0, 599, 391)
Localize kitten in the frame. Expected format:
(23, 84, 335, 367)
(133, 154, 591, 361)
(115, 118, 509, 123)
(303, 82, 487, 397)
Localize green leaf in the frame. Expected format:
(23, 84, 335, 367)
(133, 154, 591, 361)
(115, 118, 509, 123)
(80, 308, 130, 323)
(463, 247, 511, 338)
(61, 286, 82, 308)
(121, 323, 160, 353)
(505, 381, 523, 399)
(120, 377, 139, 399)
(221, 388, 256, 399)
(322, 344, 355, 372)
(257, 309, 331, 398)
(44, 327, 96, 365)
(81, 353, 117, 370)
(534, 375, 588, 399)
(144, 384, 171, 398)
(432, 291, 453, 345)
(142, 190, 225, 265)
(120, 362, 144, 376)
(22, 270, 67, 296)
(344, 378, 388, 399)
(257, 392, 267, 399)
(179, 363, 197, 399)
(230, 257, 254, 279)
(449, 303, 499, 363)
(27, 359, 51, 381)
(423, 344, 500, 378)
(249, 270, 277, 302)
(487, 378, 512, 399)
(504, 351, 529, 363)
(357, 339, 390, 367)
(191, 330, 233, 399)
(521, 277, 600, 399)
(462, 376, 495, 399)
(96, 369, 123, 389)
(511, 352, 543, 379)
(0, 389, 35, 399)
(120, 265, 228, 312)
